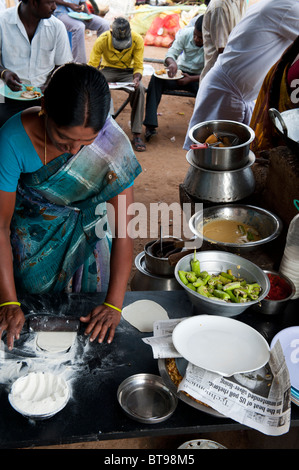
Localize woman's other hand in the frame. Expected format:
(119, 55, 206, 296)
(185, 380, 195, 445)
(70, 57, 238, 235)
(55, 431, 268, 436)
(80, 303, 121, 344)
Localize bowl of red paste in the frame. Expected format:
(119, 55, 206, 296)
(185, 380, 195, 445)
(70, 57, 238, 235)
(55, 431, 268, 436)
(253, 270, 295, 315)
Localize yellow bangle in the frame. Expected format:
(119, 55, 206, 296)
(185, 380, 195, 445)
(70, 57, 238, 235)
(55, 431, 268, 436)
(103, 302, 122, 313)
(0, 301, 21, 307)
(0, 69, 8, 80)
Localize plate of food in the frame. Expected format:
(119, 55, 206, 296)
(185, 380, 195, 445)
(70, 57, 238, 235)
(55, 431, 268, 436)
(154, 68, 184, 80)
(0, 82, 43, 101)
(68, 11, 93, 20)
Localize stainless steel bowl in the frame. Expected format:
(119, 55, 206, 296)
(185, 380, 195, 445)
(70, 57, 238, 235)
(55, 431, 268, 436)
(189, 120, 255, 170)
(174, 251, 270, 317)
(189, 205, 283, 253)
(252, 270, 296, 315)
(117, 373, 178, 424)
(183, 150, 255, 203)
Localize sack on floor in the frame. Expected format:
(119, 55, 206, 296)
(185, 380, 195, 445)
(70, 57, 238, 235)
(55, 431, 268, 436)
(144, 13, 180, 48)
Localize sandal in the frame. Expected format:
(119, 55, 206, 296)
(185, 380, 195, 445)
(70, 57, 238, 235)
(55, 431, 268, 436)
(132, 136, 146, 152)
(145, 127, 157, 142)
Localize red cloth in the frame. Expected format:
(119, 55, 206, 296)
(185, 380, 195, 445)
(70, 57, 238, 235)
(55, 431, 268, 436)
(287, 57, 299, 86)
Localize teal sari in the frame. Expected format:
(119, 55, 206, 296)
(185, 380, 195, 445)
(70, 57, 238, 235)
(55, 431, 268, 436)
(11, 117, 142, 294)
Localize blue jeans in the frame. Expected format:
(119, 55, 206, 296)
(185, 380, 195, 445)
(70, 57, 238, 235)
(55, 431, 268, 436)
(55, 13, 109, 63)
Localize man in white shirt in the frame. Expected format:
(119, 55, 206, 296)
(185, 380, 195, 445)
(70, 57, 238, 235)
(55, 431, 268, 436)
(0, 0, 73, 126)
(184, 0, 299, 150)
(201, 0, 247, 80)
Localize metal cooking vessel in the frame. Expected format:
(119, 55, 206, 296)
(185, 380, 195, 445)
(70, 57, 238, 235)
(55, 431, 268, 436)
(183, 150, 256, 203)
(268, 108, 299, 153)
(189, 120, 255, 171)
(130, 252, 182, 291)
(189, 204, 283, 253)
(144, 239, 181, 276)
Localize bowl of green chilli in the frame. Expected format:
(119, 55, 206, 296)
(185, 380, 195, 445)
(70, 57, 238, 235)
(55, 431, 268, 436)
(189, 205, 283, 253)
(175, 250, 270, 317)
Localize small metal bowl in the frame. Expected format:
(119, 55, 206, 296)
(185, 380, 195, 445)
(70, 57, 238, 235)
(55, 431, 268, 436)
(252, 270, 296, 315)
(174, 250, 270, 317)
(117, 373, 178, 424)
(189, 205, 282, 253)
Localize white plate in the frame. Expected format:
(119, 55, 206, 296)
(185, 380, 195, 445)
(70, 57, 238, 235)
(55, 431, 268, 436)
(172, 315, 270, 377)
(271, 327, 299, 390)
(154, 71, 184, 80)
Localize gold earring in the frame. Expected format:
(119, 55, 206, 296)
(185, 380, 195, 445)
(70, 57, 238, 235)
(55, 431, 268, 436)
(38, 109, 46, 117)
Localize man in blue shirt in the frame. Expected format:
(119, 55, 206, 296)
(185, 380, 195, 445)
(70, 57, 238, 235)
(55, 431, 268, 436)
(143, 15, 204, 142)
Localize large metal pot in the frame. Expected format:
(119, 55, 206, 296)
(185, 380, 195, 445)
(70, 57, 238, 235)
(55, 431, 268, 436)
(183, 150, 256, 203)
(268, 108, 299, 153)
(189, 120, 255, 171)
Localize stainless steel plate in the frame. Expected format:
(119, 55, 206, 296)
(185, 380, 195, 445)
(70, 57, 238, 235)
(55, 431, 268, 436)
(158, 358, 224, 418)
(117, 373, 178, 424)
(178, 439, 227, 449)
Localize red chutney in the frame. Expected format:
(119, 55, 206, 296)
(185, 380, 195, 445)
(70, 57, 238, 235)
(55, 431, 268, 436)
(266, 273, 292, 301)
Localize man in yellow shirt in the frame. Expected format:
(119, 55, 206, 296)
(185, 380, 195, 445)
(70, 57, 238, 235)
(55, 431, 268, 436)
(89, 17, 146, 152)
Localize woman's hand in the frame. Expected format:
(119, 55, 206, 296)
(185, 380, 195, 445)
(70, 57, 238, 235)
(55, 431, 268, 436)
(80, 304, 121, 344)
(0, 306, 25, 350)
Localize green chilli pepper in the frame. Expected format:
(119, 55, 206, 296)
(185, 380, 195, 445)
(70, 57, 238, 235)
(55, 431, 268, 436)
(178, 270, 189, 285)
(190, 250, 201, 277)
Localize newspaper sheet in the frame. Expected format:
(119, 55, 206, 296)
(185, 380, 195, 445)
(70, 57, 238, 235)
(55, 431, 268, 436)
(108, 82, 135, 92)
(143, 319, 291, 436)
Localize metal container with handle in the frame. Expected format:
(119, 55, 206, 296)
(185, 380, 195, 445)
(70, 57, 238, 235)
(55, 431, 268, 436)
(268, 108, 299, 153)
(189, 120, 255, 171)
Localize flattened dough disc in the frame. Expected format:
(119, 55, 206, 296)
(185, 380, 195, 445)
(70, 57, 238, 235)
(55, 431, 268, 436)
(36, 331, 77, 353)
(122, 300, 169, 332)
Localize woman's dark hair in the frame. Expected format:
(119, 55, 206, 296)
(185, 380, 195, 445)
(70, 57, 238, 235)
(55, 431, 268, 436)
(43, 63, 111, 132)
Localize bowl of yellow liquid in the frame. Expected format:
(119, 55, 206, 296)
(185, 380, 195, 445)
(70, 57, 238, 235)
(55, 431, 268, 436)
(189, 204, 283, 253)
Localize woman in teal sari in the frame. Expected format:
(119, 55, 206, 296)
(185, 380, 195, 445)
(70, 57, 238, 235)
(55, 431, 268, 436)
(0, 63, 142, 350)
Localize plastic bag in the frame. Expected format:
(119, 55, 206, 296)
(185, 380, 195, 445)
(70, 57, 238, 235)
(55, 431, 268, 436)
(144, 13, 180, 47)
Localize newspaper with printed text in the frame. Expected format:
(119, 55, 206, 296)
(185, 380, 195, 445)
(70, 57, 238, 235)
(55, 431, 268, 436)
(143, 318, 291, 436)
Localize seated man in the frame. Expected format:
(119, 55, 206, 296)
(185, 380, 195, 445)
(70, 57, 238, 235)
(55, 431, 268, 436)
(54, 0, 109, 63)
(143, 15, 204, 142)
(88, 17, 146, 152)
(0, 0, 73, 127)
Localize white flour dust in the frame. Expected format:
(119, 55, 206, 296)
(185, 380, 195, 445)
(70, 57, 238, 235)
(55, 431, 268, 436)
(0, 331, 93, 416)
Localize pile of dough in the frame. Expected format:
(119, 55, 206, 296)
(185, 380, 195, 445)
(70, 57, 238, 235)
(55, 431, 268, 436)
(122, 300, 169, 332)
(36, 331, 77, 353)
